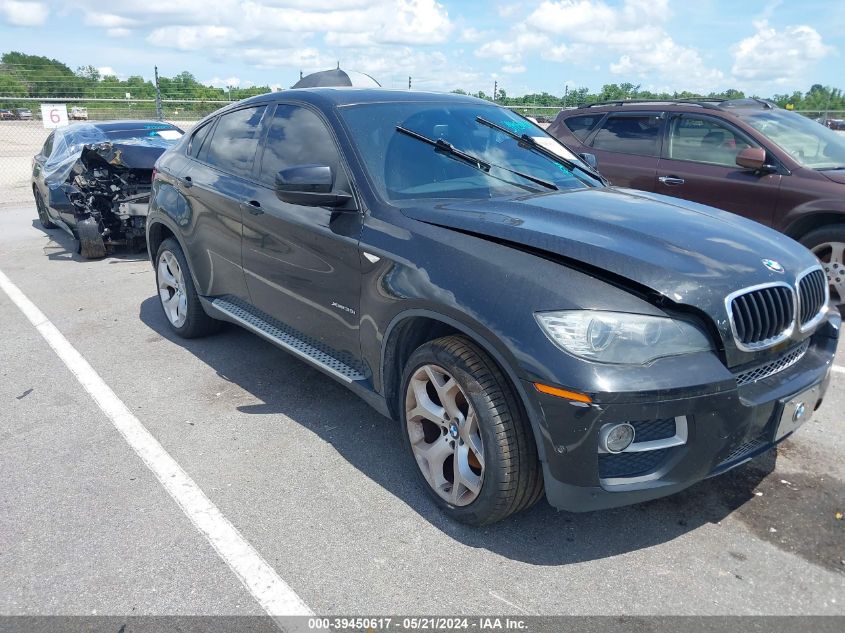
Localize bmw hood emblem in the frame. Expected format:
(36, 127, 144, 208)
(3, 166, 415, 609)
(762, 259, 785, 274)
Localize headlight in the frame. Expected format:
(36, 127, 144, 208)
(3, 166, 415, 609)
(535, 310, 712, 365)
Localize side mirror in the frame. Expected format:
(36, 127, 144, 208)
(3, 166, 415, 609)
(275, 164, 353, 208)
(735, 147, 767, 171)
(579, 152, 598, 169)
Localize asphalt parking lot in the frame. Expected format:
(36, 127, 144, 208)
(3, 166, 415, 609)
(0, 201, 843, 617)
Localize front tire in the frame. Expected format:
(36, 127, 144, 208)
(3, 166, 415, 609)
(400, 336, 543, 525)
(34, 189, 56, 229)
(77, 217, 106, 259)
(155, 238, 220, 338)
(800, 224, 845, 310)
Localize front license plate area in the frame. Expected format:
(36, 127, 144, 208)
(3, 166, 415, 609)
(776, 384, 822, 441)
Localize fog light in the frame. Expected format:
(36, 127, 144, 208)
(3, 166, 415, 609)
(600, 423, 636, 454)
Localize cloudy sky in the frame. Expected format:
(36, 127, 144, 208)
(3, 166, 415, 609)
(0, 0, 842, 96)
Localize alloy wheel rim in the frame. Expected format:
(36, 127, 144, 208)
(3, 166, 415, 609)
(405, 364, 485, 506)
(811, 241, 845, 305)
(157, 251, 188, 327)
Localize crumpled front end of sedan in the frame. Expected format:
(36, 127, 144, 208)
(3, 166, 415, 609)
(40, 123, 181, 258)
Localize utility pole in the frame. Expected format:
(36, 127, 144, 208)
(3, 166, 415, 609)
(408, 76, 412, 90)
(154, 65, 163, 121)
(564, 84, 569, 107)
(493, 80, 497, 102)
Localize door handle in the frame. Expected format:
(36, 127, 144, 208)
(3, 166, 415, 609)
(658, 176, 685, 186)
(182, 175, 193, 188)
(245, 200, 263, 215)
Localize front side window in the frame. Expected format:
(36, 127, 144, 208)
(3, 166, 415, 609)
(666, 116, 756, 167)
(339, 102, 599, 202)
(258, 105, 343, 187)
(204, 106, 267, 177)
(738, 109, 845, 170)
(564, 114, 603, 141)
(591, 114, 663, 157)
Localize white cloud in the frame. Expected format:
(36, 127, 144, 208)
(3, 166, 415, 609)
(0, 0, 48, 26)
(476, 31, 552, 64)
(83, 12, 137, 28)
(541, 43, 578, 62)
(459, 27, 489, 43)
(130, 0, 452, 49)
(23, 1, 485, 93)
(146, 25, 249, 51)
(502, 64, 526, 74)
(97, 66, 118, 77)
(609, 35, 724, 94)
(205, 76, 255, 89)
(480, 0, 725, 93)
(731, 20, 834, 86)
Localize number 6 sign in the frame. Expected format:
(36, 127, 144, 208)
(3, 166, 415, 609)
(40, 104, 69, 129)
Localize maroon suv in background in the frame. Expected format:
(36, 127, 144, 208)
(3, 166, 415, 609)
(548, 99, 845, 308)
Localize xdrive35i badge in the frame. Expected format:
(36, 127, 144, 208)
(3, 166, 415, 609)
(762, 259, 785, 274)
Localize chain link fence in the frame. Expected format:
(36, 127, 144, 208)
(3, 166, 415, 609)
(2, 96, 844, 206)
(0, 97, 230, 204)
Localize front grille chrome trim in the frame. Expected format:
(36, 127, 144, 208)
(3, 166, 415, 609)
(725, 281, 796, 352)
(796, 265, 829, 333)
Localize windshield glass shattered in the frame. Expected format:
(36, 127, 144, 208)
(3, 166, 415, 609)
(339, 102, 599, 201)
(739, 109, 845, 169)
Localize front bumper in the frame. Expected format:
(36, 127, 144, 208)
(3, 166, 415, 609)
(531, 312, 840, 512)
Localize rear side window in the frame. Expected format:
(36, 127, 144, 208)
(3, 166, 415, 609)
(204, 106, 267, 177)
(258, 104, 344, 188)
(564, 115, 602, 141)
(41, 132, 54, 158)
(591, 114, 663, 157)
(188, 121, 213, 159)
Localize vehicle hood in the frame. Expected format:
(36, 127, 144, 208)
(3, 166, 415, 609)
(78, 139, 171, 173)
(400, 187, 818, 325)
(820, 169, 845, 185)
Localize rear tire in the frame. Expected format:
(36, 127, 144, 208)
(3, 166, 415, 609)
(34, 189, 56, 229)
(800, 224, 845, 310)
(400, 335, 543, 525)
(155, 237, 221, 338)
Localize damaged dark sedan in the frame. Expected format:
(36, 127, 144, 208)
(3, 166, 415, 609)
(32, 120, 183, 258)
(147, 90, 839, 525)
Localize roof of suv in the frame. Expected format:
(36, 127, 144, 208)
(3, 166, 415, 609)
(237, 88, 487, 109)
(568, 98, 778, 113)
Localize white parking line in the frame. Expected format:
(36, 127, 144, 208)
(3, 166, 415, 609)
(0, 269, 312, 619)
(834, 365, 845, 374)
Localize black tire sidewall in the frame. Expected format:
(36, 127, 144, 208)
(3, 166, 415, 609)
(799, 224, 845, 252)
(35, 191, 56, 229)
(399, 342, 512, 525)
(800, 224, 845, 309)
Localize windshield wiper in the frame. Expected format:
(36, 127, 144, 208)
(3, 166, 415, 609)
(395, 126, 558, 192)
(475, 116, 607, 185)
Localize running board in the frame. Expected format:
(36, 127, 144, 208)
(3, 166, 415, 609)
(210, 297, 366, 383)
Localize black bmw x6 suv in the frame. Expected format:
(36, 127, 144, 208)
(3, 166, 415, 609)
(147, 90, 839, 525)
